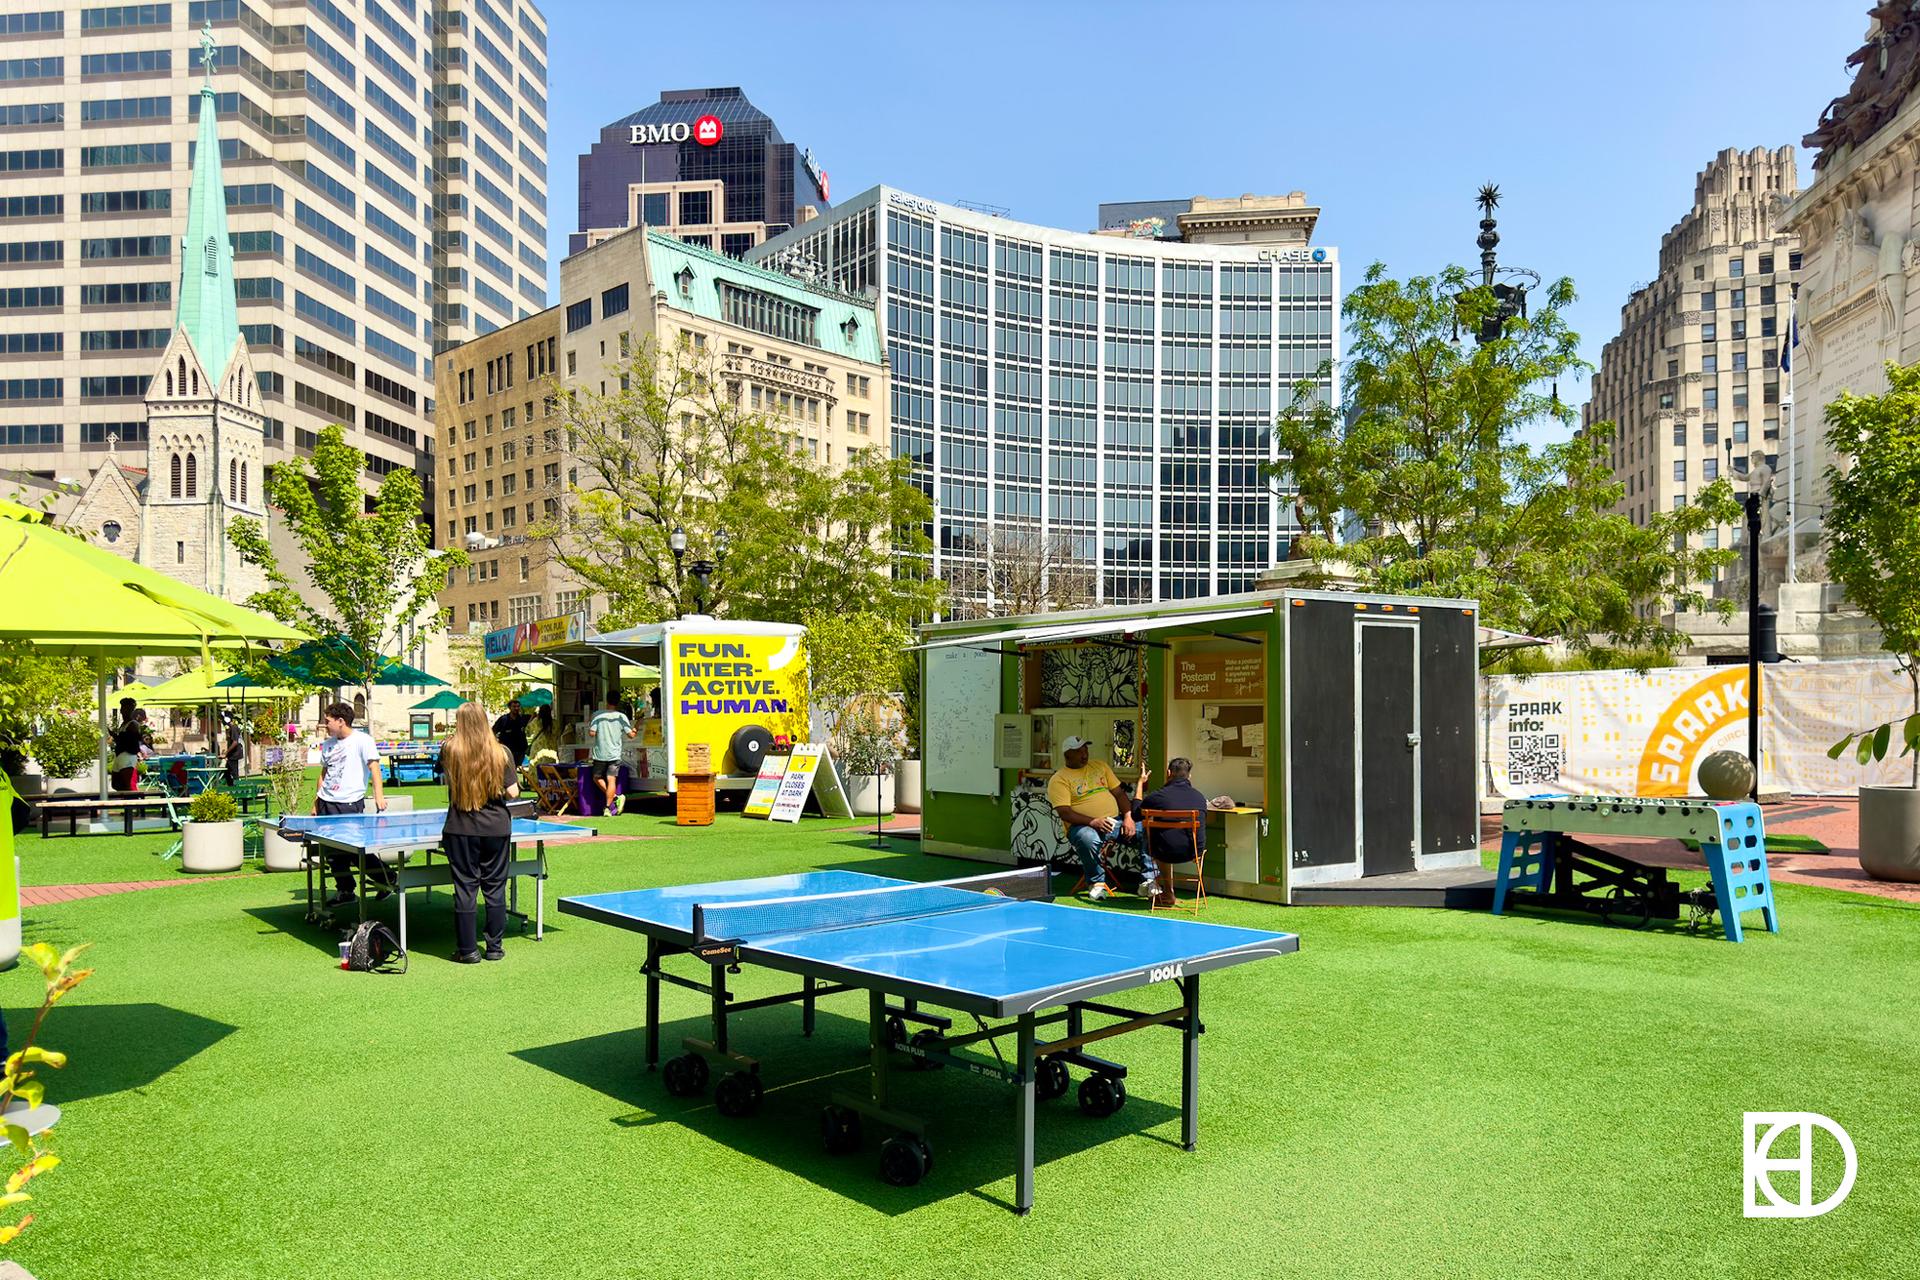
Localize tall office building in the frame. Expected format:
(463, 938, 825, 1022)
(752, 187, 1338, 604)
(0, 0, 550, 526)
(571, 86, 829, 256)
(1582, 147, 1801, 584)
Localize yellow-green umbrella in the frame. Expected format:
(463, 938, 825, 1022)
(130, 663, 237, 707)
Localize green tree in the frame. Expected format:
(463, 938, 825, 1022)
(0, 653, 96, 774)
(802, 609, 910, 774)
(1272, 264, 1738, 663)
(229, 424, 462, 696)
(534, 337, 942, 629)
(1823, 360, 1920, 784)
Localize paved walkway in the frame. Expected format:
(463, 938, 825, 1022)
(22, 876, 231, 907)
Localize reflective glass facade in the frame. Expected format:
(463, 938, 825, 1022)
(753, 188, 1338, 605)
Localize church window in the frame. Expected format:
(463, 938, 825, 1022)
(191, 368, 199, 395)
(177, 356, 186, 396)
(101, 520, 120, 543)
(185, 452, 197, 497)
(229, 458, 237, 498)
(240, 462, 248, 504)
(204, 235, 218, 276)
(169, 451, 181, 497)
(165, 368, 173, 395)
(176, 541, 185, 564)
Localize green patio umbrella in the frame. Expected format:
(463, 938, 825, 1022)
(411, 690, 469, 711)
(214, 636, 448, 691)
(513, 688, 553, 707)
(131, 663, 237, 707)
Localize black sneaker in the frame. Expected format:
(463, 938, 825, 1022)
(451, 951, 482, 964)
(323, 890, 355, 908)
(370, 885, 394, 902)
(483, 944, 505, 962)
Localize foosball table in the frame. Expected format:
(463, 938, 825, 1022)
(1491, 796, 1779, 943)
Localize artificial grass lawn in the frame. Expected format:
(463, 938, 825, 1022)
(8, 813, 1920, 1280)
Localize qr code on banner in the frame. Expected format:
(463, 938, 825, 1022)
(1507, 734, 1563, 786)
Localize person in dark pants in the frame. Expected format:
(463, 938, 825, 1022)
(1131, 757, 1209, 907)
(439, 700, 520, 963)
(110, 697, 145, 792)
(491, 700, 530, 766)
(315, 701, 391, 907)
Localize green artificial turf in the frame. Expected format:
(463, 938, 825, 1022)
(6, 815, 1919, 1280)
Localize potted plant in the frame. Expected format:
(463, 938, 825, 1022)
(838, 696, 902, 817)
(259, 725, 309, 872)
(1822, 362, 1920, 881)
(180, 787, 243, 873)
(893, 650, 923, 814)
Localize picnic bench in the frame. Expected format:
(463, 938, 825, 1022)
(36, 792, 182, 838)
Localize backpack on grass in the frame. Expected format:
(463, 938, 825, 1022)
(346, 920, 407, 974)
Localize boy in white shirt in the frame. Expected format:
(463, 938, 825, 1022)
(315, 701, 390, 907)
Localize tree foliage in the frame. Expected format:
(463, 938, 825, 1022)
(0, 652, 95, 773)
(944, 525, 1098, 620)
(1821, 359, 1920, 784)
(1272, 264, 1739, 661)
(230, 424, 461, 695)
(533, 337, 942, 630)
(802, 609, 909, 777)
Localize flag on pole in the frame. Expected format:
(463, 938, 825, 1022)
(1779, 314, 1798, 372)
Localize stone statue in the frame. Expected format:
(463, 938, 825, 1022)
(1806, 2, 1920, 169)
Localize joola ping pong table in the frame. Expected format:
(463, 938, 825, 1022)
(560, 867, 1298, 1213)
(267, 807, 593, 953)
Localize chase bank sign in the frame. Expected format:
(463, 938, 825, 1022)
(1257, 247, 1330, 265)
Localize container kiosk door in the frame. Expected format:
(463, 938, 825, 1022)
(1355, 619, 1420, 876)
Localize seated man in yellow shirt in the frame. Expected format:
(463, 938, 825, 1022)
(1047, 735, 1156, 902)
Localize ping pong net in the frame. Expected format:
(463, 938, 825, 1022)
(691, 867, 1052, 947)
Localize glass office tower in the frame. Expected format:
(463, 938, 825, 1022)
(752, 187, 1338, 605)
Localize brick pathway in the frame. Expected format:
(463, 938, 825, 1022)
(22, 876, 233, 907)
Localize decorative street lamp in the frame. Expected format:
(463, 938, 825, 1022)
(669, 525, 688, 618)
(1726, 438, 1777, 801)
(1455, 185, 1543, 346)
(689, 556, 716, 616)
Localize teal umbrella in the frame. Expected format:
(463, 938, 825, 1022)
(214, 636, 447, 689)
(514, 688, 553, 707)
(411, 690, 469, 711)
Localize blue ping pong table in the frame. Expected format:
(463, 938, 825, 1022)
(560, 866, 1298, 1213)
(268, 808, 593, 954)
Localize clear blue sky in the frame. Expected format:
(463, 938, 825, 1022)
(544, 0, 1864, 442)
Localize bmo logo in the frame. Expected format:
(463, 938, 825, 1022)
(1147, 963, 1184, 983)
(628, 115, 725, 147)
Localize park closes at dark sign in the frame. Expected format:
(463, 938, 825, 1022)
(1174, 652, 1265, 700)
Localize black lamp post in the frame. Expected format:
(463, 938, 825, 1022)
(689, 557, 715, 616)
(1727, 438, 1772, 800)
(668, 525, 687, 618)
(1454, 185, 1542, 346)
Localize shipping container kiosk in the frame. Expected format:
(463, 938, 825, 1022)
(913, 591, 1481, 903)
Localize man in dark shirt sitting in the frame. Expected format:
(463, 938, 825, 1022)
(1132, 757, 1208, 907)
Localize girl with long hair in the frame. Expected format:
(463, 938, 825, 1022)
(440, 700, 520, 963)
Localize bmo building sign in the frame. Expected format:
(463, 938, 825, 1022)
(630, 114, 724, 147)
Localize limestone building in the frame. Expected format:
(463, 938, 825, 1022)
(1582, 148, 1801, 583)
(435, 226, 887, 632)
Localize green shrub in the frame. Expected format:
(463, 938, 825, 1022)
(188, 788, 239, 824)
(31, 712, 100, 780)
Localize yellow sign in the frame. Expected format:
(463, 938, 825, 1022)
(668, 631, 808, 776)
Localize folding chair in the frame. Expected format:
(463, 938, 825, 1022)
(1139, 808, 1206, 911)
(532, 763, 574, 816)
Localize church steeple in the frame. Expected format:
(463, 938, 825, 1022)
(176, 22, 240, 379)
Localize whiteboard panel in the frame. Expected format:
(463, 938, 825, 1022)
(925, 645, 1002, 797)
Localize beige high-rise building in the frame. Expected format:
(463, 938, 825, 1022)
(0, 0, 551, 521)
(435, 225, 888, 634)
(1582, 147, 1802, 585)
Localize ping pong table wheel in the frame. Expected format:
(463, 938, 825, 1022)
(1035, 1057, 1071, 1102)
(714, 1070, 763, 1118)
(1078, 1073, 1127, 1118)
(878, 1135, 932, 1187)
(908, 1029, 945, 1070)
(885, 1015, 908, 1047)
(662, 1053, 709, 1097)
(820, 1104, 862, 1154)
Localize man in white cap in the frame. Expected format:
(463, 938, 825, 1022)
(1047, 735, 1156, 901)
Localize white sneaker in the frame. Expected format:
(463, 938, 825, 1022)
(1087, 882, 1111, 901)
(1138, 877, 1158, 900)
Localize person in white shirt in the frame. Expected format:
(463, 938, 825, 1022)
(315, 701, 390, 908)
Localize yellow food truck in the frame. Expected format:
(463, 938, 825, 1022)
(485, 614, 809, 794)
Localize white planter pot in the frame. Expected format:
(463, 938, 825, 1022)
(1859, 784, 1920, 884)
(261, 827, 305, 873)
(847, 773, 895, 818)
(894, 759, 922, 814)
(180, 820, 244, 873)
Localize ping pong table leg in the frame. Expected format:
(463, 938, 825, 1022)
(1015, 1012, 1036, 1215)
(802, 977, 816, 1037)
(397, 859, 409, 955)
(1180, 976, 1200, 1152)
(643, 939, 661, 1070)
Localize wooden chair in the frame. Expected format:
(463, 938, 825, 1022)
(1139, 808, 1206, 911)
(532, 763, 574, 816)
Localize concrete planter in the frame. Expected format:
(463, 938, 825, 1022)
(847, 773, 895, 818)
(261, 826, 305, 873)
(1859, 784, 1920, 883)
(180, 820, 244, 874)
(895, 759, 922, 814)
